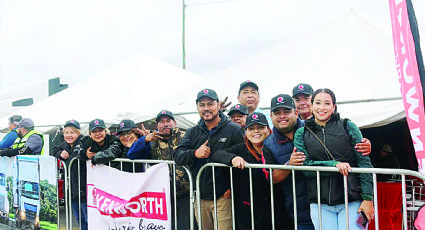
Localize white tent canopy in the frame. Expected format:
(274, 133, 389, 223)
(1, 10, 409, 132)
(171, 10, 405, 128)
(0, 53, 204, 132)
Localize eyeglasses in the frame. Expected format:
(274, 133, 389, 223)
(119, 130, 133, 137)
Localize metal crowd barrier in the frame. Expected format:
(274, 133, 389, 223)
(196, 163, 425, 230)
(57, 159, 70, 230)
(67, 158, 194, 230)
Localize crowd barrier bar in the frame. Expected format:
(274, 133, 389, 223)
(196, 163, 425, 230)
(58, 159, 70, 230)
(68, 158, 194, 230)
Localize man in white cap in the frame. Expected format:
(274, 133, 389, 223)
(0, 118, 44, 156)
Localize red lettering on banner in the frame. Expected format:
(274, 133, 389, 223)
(390, 0, 425, 174)
(92, 188, 168, 220)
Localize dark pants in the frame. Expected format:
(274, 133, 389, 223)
(172, 194, 198, 230)
(71, 201, 88, 230)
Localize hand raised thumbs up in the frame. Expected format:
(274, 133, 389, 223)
(195, 140, 210, 158)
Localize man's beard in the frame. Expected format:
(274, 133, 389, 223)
(17, 131, 23, 138)
(160, 127, 173, 137)
(203, 111, 219, 122)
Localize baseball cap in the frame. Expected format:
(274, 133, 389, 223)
(156, 110, 175, 122)
(228, 104, 248, 116)
(18, 118, 34, 129)
(382, 144, 392, 153)
(239, 80, 259, 94)
(245, 112, 268, 128)
(196, 88, 219, 103)
(118, 119, 136, 134)
(292, 83, 314, 97)
(270, 94, 295, 112)
(89, 119, 106, 131)
(64, 119, 81, 129)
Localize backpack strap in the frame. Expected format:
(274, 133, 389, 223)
(341, 118, 352, 143)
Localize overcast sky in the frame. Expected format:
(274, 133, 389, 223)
(1, 0, 424, 90)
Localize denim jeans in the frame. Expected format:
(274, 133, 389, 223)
(310, 200, 362, 230)
(71, 201, 88, 230)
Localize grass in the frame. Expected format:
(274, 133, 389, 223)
(40, 221, 57, 230)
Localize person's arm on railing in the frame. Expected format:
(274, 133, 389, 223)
(294, 127, 339, 177)
(92, 136, 122, 165)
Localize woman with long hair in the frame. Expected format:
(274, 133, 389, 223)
(211, 112, 292, 230)
(294, 88, 374, 230)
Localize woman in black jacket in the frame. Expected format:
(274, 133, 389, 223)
(211, 112, 293, 230)
(52, 120, 87, 230)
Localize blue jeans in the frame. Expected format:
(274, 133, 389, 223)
(72, 201, 88, 230)
(310, 201, 362, 230)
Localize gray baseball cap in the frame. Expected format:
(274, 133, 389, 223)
(18, 118, 34, 129)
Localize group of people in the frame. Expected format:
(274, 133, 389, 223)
(174, 82, 374, 230)
(0, 81, 376, 230)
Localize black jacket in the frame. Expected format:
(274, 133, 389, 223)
(173, 112, 244, 200)
(211, 143, 293, 230)
(52, 135, 87, 201)
(80, 134, 123, 170)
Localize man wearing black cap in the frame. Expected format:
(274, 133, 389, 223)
(237, 80, 273, 126)
(227, 104, 248, 128)
(263, 94, 372, 228)
(174, 89, 244, 230)
(127, 110, 191, 229)
(292, 83, 314, 120)
(292, 83, 372, 155)
(238, 80, 260, 114)
(263, 94, 314, 229)
(0, 118, 45, 156)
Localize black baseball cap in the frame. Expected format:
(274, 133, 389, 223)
(118, 119, 136, 134)
(239, 80, 259, 94)
(292, 83, 314, 97)
(245, 112, 268, 128)
(64, 119, 81, 129)
(196, 88, 219, 103)
(156, 110, 175, 122)
(271, 94, 295, 112)
(89, 119, 106, 131)
(228, 104, 248, 116)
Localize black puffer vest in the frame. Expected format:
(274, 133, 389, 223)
(304, 113, 358, 205)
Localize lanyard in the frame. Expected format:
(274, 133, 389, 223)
(260, 150, 269, 179)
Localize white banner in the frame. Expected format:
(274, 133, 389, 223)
(86, 162, 171, 229)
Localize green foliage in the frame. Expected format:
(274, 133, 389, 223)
(6, 176, 13, 211)
(39, 180, 58, 223)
